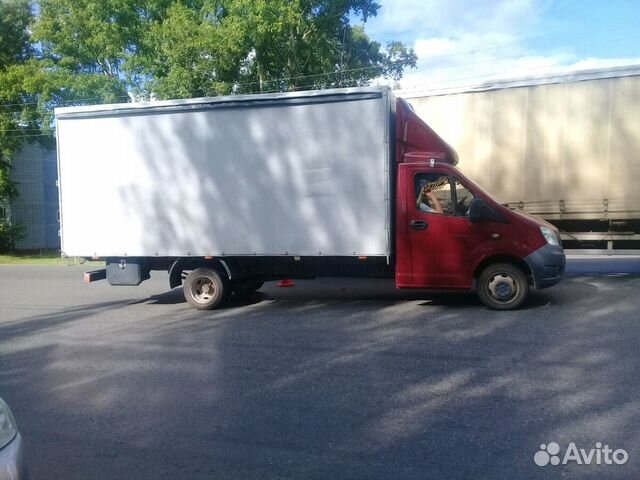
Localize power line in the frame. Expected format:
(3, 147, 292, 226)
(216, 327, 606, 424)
(0, 127, 55, 132)
(0, 61, 414, 109)
(0, 38, 577, 109)
(0, 30, 639, 110)
(0, 55, 527, 114)
(0, 55, 637, 119)
(0, 63, 401, 109)
(0, 133, 55, 138)
(0, 96, 130, 109)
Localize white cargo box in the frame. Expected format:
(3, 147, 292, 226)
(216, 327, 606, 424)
(56, 87, 393, 257)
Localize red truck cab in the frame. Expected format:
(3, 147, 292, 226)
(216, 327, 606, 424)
(394, 98, 565, 309)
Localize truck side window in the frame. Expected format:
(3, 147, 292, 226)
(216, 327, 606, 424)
(415, 173, 453, 215)
(453, 178, 475, 216)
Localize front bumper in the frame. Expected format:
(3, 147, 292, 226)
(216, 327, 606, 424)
(0, 433, 27, 480)
(524, 244, 566, 289)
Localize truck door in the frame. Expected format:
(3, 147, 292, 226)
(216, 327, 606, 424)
(397, 164, 480, 288)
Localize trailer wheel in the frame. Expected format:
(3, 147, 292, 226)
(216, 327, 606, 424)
(183, 268, 230, 310)
(232, 281, 264, 297)
(477, 263, 529, 310)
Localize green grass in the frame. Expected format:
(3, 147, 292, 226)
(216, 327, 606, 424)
(0, 251, 104, 266)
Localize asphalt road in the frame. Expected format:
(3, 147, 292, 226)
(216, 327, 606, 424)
(1, 264, 640, 479)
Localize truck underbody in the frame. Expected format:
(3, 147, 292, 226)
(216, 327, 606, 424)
(96, 256, 396, 287)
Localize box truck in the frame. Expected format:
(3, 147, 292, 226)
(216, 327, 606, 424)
(55, 87, 565, 310)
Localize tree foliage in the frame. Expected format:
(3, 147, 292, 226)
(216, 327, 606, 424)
(32, 0, 417, 99)
(0, 0, 34, 249)
(33, 0, 134, 103)
(226, 0, 416, 93)
(0, 0, 33, 204)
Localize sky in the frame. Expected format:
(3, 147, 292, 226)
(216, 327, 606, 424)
(357, 0, 640, 93)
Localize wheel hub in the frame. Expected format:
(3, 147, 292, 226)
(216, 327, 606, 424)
(193, 277, 215, 302)
(487, 274, 517, 302)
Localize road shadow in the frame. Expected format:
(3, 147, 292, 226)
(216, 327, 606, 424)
(134, 277, 564, 311)
(1, 276, 638, 479)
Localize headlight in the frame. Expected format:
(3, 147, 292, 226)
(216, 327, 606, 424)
(0, 398, 17, 450)
(540, 226, 560, 246)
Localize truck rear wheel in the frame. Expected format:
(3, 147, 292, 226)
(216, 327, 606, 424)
(183, 268, 230, 310)
(477, 263, 529, 310)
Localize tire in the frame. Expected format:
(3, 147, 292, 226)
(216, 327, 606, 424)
(183, 268, 230, 310)
(232, 281, 264, 297)
(477, 263, 529, 310)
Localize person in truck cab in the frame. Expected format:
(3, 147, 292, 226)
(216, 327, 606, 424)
(417, 183, 444, 214)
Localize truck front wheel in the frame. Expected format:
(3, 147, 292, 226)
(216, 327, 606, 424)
(183, 268, 230, 310)
(477, 263, 529, 310)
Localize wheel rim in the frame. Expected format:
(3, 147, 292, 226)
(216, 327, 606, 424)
(190, 275, 216, 304)
(486, 273, 518, 304)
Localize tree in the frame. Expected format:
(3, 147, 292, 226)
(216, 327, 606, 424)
(33, 0, 134, 103)
(129, 1, 247, 98)
(228, 0, 416, 93)
(33, 0, 417, 99)
(0, 0, 32, 193)
(0, 0, 35, 249)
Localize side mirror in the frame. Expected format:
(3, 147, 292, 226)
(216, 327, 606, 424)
(469, 198, 504, 223)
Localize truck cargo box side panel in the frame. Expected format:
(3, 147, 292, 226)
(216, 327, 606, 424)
(57, 91, 391, 257)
